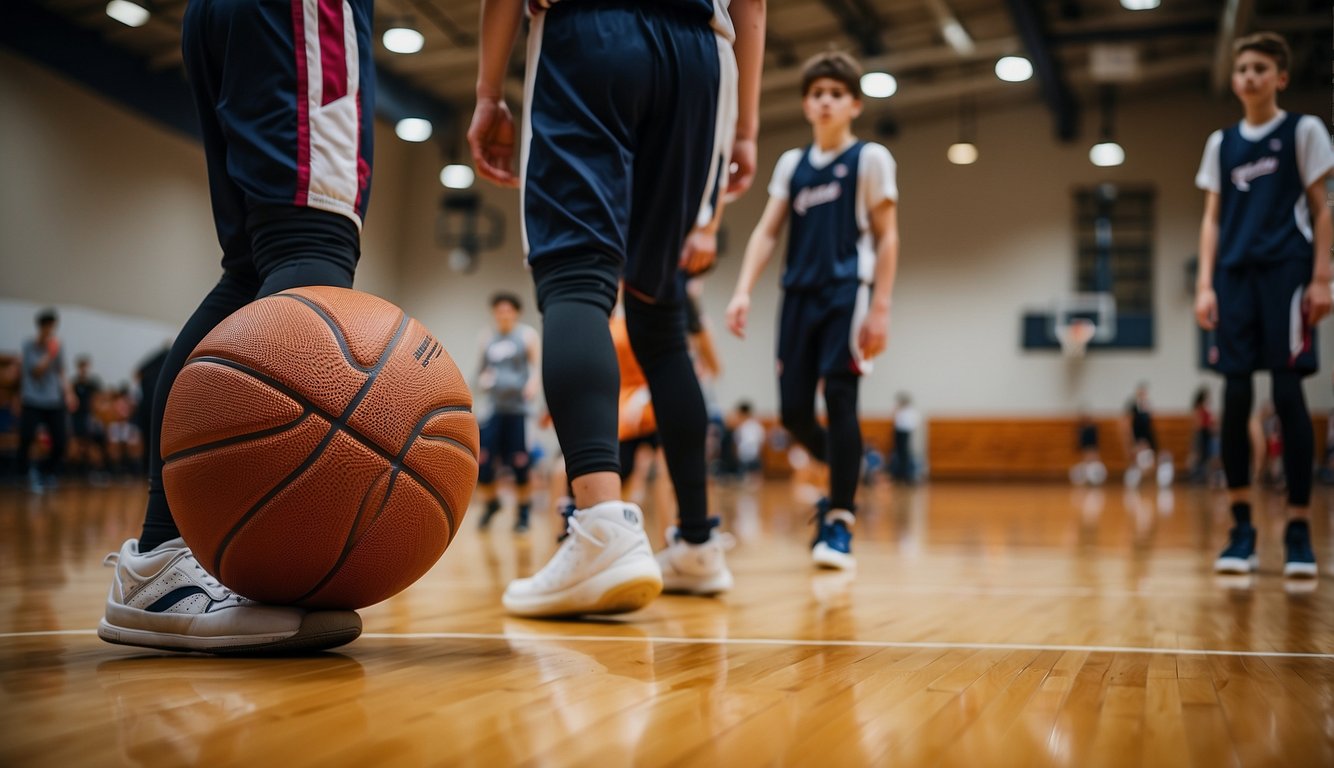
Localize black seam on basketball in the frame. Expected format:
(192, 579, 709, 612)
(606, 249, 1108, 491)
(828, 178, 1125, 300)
(188, 356, 467, 534)
(294, 404, 475, 601)
(161, 409, 312, 464)
(210, 315, 409, 574)
(291, 467, 393, 603)
(187, 357, 472, 456)
(274, 293, 375, 373)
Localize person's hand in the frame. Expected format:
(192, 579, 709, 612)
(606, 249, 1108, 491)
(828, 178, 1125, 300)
(1194, 288, 1217, 330)
(1305, 279, 1332, 326)
(680, 228, 717, 276)
(725, 293, 750, 338)
(858, 306, 891, 359)
(522, 378, 540, 402)
(468, 97, 519, 187)
(725, 137, 757, 198)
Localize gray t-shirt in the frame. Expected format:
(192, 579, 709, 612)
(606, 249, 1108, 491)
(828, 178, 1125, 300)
(480, 325, 536, 416)
(21, 338, 65, 409)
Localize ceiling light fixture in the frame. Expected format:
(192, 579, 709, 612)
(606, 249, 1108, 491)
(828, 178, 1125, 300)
(106, 0, 150, 27)
(860, 72, 897, 99)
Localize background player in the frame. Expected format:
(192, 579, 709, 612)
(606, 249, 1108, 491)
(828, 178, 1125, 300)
(725, 50, 898, 571)
(1195, 31, 1334, 578)
(98, 0, 375, 653)
(470, 0, 765, 616)
(475, 292, 541, 533)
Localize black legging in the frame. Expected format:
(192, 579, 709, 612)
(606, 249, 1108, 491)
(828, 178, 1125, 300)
(781, 371, 862, 513)
(1221, 371, 1313, 508)
(18, 405, 68, 478)
(139, 206, 359, 551)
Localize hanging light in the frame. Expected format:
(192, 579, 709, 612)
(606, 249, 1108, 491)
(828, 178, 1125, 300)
(860, 72, 897, 99)
(383, 21, 424, 54)
(106, 0, 150, 27)
(440, 164, 475, 190)
(1120, 0, 1160, 9)
(994, 56, 1033, 83)
(395, 118, 433, 143)
(947, 97, 979, 165)
(1089, 86, 1125, 168)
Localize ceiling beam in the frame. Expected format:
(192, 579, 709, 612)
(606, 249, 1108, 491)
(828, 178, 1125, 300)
(1003, 0, 1079, 141)
(922, 0, 975, 55)
(1050, 12, 1216, 45)
(760, 36, 1020, 95)
(1211, 0, 1255, 94)
(815, 0, 884, 56)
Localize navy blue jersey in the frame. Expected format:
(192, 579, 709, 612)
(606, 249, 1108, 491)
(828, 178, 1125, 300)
(529, 0, 733, 40)
(783, 142, 868, 291)
(1217, 112, 1310, 268)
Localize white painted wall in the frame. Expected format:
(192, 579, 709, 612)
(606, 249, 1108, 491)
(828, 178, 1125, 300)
(3, 48, 1330, 420)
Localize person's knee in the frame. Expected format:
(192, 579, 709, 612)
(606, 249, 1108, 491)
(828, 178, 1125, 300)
(532, 253, 618, 315)
(624, 294, 687, 369)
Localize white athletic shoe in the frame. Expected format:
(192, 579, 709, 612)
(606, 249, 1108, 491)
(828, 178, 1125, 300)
(656, 526, 735, 595)
(503, 501, 663, 618)
(98, 538, 361, 654)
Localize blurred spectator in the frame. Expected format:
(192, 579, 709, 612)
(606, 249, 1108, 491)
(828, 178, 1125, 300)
(18, 308, 73, 492)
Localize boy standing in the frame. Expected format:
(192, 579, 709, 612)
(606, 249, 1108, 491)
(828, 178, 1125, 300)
(470, 0, 765, 615)
(475, 292, 541, 533)
(726, 51, 899, 571)
(1195, 32, 1334, 578)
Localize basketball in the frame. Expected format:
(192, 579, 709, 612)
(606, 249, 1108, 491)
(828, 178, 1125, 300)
(160, 286, 478, 609)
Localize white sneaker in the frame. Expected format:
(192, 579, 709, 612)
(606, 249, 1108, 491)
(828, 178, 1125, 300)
(656, 526, 735, 595)
(98, 538, 361, 654)
(503, 501, 662, 618)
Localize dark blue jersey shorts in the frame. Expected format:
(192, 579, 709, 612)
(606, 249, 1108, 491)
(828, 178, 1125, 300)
(182, 0, 375, 273)
(520, 0, 733, 304)
(1211, 259, 1318, 376)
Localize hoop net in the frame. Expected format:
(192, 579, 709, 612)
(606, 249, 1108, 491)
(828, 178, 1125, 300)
(1056, 318, 1097, 358)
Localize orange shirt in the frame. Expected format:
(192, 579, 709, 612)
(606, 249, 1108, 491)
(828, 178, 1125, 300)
(611, 314, 655, 440)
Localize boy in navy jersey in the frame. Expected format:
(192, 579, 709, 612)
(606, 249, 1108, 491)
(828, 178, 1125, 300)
(726, 51, 899, 570)
(470, 0, 765, 615)
(1195, 32, 1334, 578)
(98, 0, 375, 653)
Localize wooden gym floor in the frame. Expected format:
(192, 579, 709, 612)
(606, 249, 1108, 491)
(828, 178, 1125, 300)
(1, 478, 1330, 767)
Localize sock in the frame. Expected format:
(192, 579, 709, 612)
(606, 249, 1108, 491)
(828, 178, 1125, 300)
(1231, 502, 1252, 528)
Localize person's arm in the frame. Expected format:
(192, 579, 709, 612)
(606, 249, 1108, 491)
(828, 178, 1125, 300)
(858, 200, 898, 358)
(726, 0, 766, 197)
(690, 322, 722, 379)
(523, 325, 542, 402)
(725, 194, 788, 338)
(1304, 174, 1332, 325)
(468, 0, 525, 187)
(1195, 191, 1221, 330)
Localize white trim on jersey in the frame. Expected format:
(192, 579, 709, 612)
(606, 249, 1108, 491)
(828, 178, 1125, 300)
(1289, 285, 1305, 359)
(301, 0, 363, 227)
(1295, 195, 1314, 243)
(848, 283, 873, 375)
(518, 11, 547, 259)
(695, 33, 738, 226)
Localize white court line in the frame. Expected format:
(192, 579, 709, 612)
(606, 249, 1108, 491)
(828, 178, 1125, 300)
(6, 629, 1326, 660)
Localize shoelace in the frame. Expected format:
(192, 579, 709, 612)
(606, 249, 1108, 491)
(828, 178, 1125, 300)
(562, 515, 604, 548)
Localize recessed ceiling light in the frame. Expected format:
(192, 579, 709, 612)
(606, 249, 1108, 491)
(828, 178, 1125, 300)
(106, 0, 149, 27)
(395, 118, 433, 142)
(440, 164, 476, 190)
(860, 72, 897, 99)
(995, 56, 1034, 83)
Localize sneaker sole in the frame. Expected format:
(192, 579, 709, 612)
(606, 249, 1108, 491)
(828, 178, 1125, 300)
(813, 544, 855, 571)
(97, 611, 362, 655)
(1214, 556, 1257, 574)
(662, 570, 734, 596)
(504, 564, 663, 618)
(1283, 562, 1319, 579)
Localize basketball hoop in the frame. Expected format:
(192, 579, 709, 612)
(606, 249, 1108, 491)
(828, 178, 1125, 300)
(1057, 318, 1097, 358)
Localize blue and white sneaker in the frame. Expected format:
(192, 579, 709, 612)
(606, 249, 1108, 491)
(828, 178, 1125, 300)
(811, 501, 855, 570)
(1214, 525, 1257, 574)
(98, 538, 361, 654)
(1283, 520, 1318, 579)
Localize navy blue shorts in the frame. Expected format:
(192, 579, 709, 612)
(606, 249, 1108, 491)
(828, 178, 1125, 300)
(478, 412, 530, 485)
(1210, 260, 1318, 376)
(182, 0, 375, 273)
(521, 0, 732, 304)
(777, 282, 871, 380)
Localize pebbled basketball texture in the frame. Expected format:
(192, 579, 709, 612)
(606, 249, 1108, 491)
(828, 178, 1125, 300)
(162, 286, 478, 609)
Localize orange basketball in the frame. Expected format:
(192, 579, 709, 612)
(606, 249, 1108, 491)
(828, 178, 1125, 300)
(161, 286, 478, 609)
